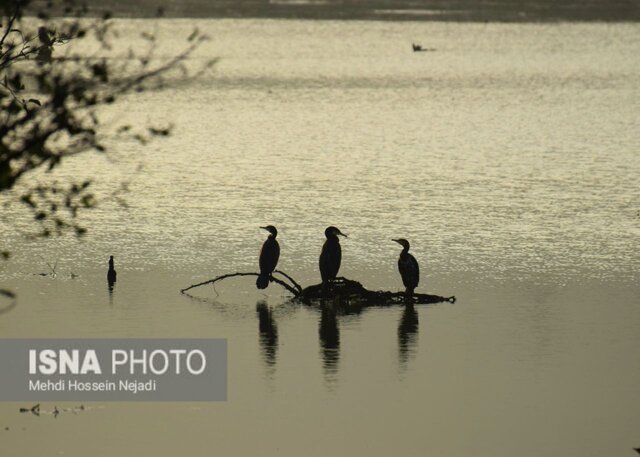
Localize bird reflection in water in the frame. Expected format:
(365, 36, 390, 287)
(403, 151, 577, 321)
(256, 301, 278, 369)
(319, 304, 340, 384)
(398, 303, 419, 370)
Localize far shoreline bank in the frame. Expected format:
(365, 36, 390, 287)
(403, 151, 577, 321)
(24, 0, 640, 23)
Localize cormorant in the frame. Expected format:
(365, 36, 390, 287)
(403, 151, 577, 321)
(256, 225, 280, 289)
(319, 226, 347, 283)
(393, 239, 419, 295)
(107, 255, 117, 285)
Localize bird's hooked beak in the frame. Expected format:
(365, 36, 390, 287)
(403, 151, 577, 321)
(260, 226, 275, 236)
(336, 229, 347, 238)
(392, 239, 408, 249)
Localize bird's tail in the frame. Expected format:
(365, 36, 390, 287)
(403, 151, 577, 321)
(256, 274, 270, 289)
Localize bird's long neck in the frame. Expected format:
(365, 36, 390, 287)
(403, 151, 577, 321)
(108, 259, 114, 270)
(401, 246, 409, 255)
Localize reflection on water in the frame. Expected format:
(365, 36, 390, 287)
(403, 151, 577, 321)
(253, 294, 427, 381)
(107, 283, 115, 306)
(256, 301, 278, 368)
(398, 304, 419, 370)
(107, 274, 116, 302)
(318, 304, 340, 382)
(0, 296, 17, 316)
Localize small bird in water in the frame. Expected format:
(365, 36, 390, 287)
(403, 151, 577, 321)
(256, 225, 280, 289)
(393, 239, 420, 296)
(107, 256, 117, 285)
(319, 226, 347, 283)
(412, 43, 433, 52)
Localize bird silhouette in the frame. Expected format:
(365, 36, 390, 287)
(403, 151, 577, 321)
(319, 226, 347, 283)
(107, 255, 117, 289)
(256, 225, 280, 289)
(107, 256, 117, 282)
(393, 239, 419, 295)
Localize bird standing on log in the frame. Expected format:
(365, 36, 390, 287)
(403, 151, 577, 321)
(257, 225, 280, 289)
(393, 239, 419, 295)
(319, 226, 347, 283)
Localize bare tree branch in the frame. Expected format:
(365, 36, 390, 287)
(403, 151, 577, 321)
(180, 273, 456, 307)
(0, 2, 20, 48)
(274, 269, 303, 294)
(180, 272, 300, 297)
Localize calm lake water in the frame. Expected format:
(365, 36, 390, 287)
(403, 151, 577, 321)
(1, 19, 639, 457)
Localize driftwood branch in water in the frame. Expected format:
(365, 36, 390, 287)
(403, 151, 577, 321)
(180, 273, 455, 307)
(299, 277, 455, 306)
(274, 269, 303, 293)
(180, 271, 300, 296)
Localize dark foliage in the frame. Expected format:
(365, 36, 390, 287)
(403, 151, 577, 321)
(1, 0, 215, 303)
(1, 0, 215, 239)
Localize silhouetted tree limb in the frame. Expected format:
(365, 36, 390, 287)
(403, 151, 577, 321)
(180, 273, 455, 307)
(180, 272, 300, 297)
(273, 269, 303, 294)
(1, 0, 216, 239)
(1, 0, 215, 299)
